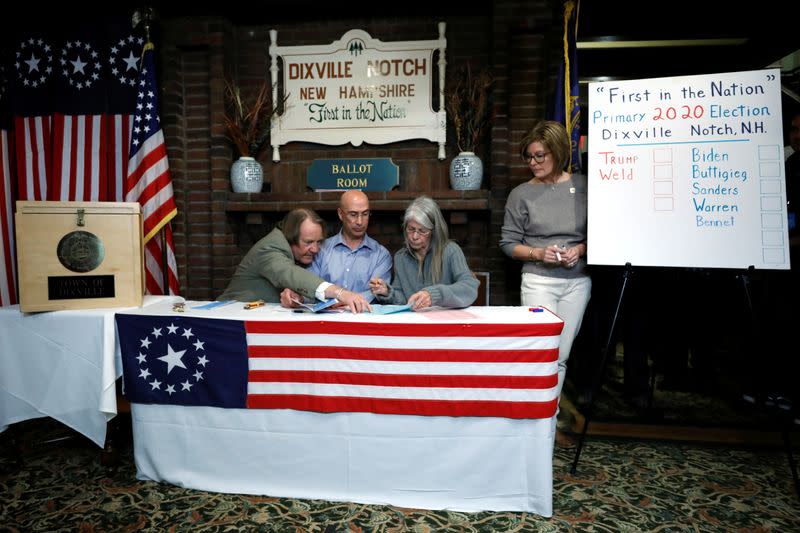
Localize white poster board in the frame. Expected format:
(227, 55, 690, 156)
(268, 25, 447, 162)
(587, 69, 788, 270)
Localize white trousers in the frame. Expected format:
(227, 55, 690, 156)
(521, 273, 592, 397)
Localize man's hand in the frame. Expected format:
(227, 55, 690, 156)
(280, 288, 302, 308)
(336, 289, 372, 314)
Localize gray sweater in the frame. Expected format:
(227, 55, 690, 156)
(378, 241, 479, 308)
(500, 174, 588, 279)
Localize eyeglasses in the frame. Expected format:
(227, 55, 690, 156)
(405, 226, 432, 237)
(522, 151, 549, 164)
(344, 210, 370, 220)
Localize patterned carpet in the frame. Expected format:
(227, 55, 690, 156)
(2, 416, 799, 532)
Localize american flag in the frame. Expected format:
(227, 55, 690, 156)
(116, 313, 562, 419)
(125, 42, 178, 295)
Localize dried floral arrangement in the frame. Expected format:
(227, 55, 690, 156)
(445, 65, 493, 153)
(222, 78, 287, 159)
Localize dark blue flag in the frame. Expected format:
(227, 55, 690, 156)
(550, 0, 581, 173)
(116, 314, 249, 408)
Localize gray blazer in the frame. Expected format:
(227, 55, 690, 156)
(218, 228, 325, 302)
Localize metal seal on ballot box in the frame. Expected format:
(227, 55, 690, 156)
(57, 230, 105, 273)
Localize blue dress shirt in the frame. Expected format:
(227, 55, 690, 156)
(310, 231, 392, 302)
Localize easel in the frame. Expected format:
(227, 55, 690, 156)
(737, 265, 800, 498)
(570, 262, 633, 474)
(570, 263, 800, 499)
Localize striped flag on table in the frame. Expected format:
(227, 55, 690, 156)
(116, 314, 562, 419)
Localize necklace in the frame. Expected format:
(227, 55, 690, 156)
(534, 176, 560, 191)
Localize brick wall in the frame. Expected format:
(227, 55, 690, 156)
(159, 1, 561, 303)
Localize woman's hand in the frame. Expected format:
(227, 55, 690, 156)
(407, 290, 432, 311)
(560, 245, 583, 268)
(544, 244, 567, 265)
(369, 277, 389, 296)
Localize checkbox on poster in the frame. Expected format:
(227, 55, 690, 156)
(654, 196, 673, 211)
(652, 148, 672, 163)
(759, 161, 781, 177)
(653, 181, 673, 195)
(758, 145, 780, 160)
(760, 180, 781, 194)
(762, 213, 782, 229)
(653, 165, 672, 180)
(761, 196, 782, 211)
(763, 247, 785, 264)
(762, 230, 783, 246)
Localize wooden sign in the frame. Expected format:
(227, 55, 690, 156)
(269, 24, 447, 161)
(307, 158, 399, 191)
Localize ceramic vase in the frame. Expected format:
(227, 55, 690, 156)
(230, 156, 264, 193)
(449, 151, 483, 190)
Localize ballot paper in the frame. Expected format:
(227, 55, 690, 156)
(369, 304, 413, 315)
(291, 297, 339, 313)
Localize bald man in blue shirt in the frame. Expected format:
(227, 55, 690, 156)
(312, 189, 392, 302)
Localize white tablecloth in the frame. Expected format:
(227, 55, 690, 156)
(0, 295, 177, 447)
(122, 301, 562, 515)
(132, 404, 556, 514)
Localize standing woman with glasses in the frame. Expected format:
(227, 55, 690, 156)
(370, 196, 478, 310)
(500, 120, 590, 401)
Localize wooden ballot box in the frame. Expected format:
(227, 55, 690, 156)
(15, 201, 144, 312)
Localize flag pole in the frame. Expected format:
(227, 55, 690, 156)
(160, 227, 169, 294)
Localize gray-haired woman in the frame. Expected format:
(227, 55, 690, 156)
(370, 196, 478, 310)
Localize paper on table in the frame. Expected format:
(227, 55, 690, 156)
(291, 297, 339, 313)
(191, 300, 237, 310)
(369, 304, 413, 315)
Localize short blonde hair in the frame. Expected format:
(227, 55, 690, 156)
(519, 120, 571, 172)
